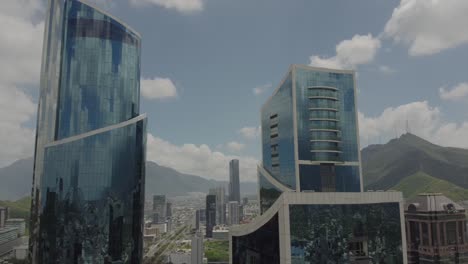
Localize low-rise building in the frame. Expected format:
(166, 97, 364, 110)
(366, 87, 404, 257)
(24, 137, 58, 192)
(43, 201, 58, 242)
(405, 193, 468, 263)
(212, 226, 229, 241)
(5, 219, 25, 237)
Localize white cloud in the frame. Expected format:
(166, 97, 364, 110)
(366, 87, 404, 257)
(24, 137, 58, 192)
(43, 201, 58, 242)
(225, 141, 245, 152)
(129, 0, 203, 13)
(146, 134, 258, 181)
(439, 83, 468, 101)
(0, 0, 44, 167)
(310, 34, 381, 70)
(378, 65, 395, 75)
(384, 0, 468, 56)
(253, 83, 271, 95)
(359, 100, 468, 148)
(238, 126, 261, 140)
(141, 77, 178, 99)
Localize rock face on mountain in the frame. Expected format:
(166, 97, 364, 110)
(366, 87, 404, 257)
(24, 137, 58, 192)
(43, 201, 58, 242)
(0, 158, 256, 200)
(362, 133, 468, 201)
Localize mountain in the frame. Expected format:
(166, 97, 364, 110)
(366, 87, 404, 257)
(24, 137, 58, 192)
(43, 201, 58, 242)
(0, 158, 257, 200)
(0, 157, 34, 200)
(363, 133, 468, 201)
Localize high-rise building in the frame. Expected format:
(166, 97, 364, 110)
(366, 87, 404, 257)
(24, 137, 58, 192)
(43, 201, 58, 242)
(229, 159, 240, 203)
(405, 193, 468, 263)
(191, 230, 204, 264)
(230, 65, 407, 263)
(29, 1, 146, 263)
(152, 195, 167, 223)
(166, 201, 172, 219)
(228, 201, 239, 226)
(205, 195, 216, 238)
(0, 207, 8, 228)
(215, 186, 226, 225)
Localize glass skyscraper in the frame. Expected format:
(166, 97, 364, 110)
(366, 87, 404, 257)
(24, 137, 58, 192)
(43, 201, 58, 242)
(230, 65, 407, 263)
(229, 159, 240, 203)
(29, 0, 146, 263)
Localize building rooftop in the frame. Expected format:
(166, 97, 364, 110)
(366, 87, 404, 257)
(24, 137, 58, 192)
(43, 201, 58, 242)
(405, 193, 465, 213)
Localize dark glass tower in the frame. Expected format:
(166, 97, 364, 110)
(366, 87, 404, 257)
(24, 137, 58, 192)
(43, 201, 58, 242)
(229, 159, 240, 203)
(205, 194, 216, 238)
(230, 65, 407, 264)
(29, 1, 146, 263)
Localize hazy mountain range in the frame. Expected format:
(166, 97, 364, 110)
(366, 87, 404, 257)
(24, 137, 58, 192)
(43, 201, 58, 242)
(1, 133, 467, 202)
(0, 157, 257, 201)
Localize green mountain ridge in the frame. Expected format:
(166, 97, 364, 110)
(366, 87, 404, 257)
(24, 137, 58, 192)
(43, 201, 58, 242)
(363, 133, 468, 201)
(392, 171, 468, 201)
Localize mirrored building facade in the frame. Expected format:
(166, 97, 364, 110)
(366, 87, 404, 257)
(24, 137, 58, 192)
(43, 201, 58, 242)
(230, 65, 407, 264)
(29, 1, 146, 263)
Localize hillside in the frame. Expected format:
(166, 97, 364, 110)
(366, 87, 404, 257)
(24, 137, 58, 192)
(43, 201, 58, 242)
(0, 158, 257, 200)
(392, 171, 468, 201)
(363, 133, 468, 201)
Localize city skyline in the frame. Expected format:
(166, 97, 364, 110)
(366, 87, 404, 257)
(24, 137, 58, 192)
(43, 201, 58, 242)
(1, 0, 468, 184)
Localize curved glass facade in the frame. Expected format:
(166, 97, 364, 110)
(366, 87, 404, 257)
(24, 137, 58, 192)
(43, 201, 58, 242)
(258, 169, 282, 214)
(30, 1, 145, 263)
(57, 1, 141, 139)
(295, 68, 359, 162)
(290, 203, 403, 264)
(39, 118, 146, 263)
(232, 214, 279, 264)
(261, 71, 296, 189)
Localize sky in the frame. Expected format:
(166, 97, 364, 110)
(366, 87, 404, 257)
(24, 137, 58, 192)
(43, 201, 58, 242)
(0, 0, 467, 182)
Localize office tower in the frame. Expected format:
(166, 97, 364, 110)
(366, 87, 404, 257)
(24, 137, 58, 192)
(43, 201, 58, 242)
(242, 197, 248, 206)
(191, 230, 204, 264)
(199, 208, 206, 224)
(194, 210, 201, 230)
(166, 201, 172, 219)
(153, 195, 166, 224)
(205, 195, 216, 238)
(0, 207, 8, 228)
(29, 1, 146, 263)
(229, 159, 240, 203)
(405, 193, 468, 263)
(228, 201, 239, 226)
(215, 186, 226, 225)
(230, 65, 407, 263)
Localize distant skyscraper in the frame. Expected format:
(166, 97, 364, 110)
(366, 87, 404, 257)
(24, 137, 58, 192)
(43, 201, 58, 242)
(194, 210, 201, 230)
(166, 201, 172, 219)
(229, 159, 240, 203)
(153, 195, 167, 224)
(230, 65, 407, 263)
(228, 201, 239, 226)
(215, 186, 226, 225)
(205, 195, 216, 238)
(405, 193, 468, 263)
(29, 1, 146, 263)
(191, 230, 204, 264)
(0, 207, 8, 228)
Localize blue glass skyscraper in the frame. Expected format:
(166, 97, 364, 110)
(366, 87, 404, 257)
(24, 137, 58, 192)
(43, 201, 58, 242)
(230, 65, 407, 263)
(29, 1, 146, 263)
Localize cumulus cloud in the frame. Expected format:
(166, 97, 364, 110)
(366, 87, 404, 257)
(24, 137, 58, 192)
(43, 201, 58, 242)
(225, 141, 245, 152)
(0, 0, 44, 167)
(253, 83, 272, 95)
(439, 83, 468, 101)
(146, 134, 258, 181)
(129, 0, 203, 13)
(384, 0, 468, 56)
(141, 77, 178, 99)
(238, 126, 261, 140)
(359, 101, 468, 148)
(310, 34, 381, 70)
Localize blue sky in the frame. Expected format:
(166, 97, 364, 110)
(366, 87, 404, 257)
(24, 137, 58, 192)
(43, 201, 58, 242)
(0, 0, 467, 181)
